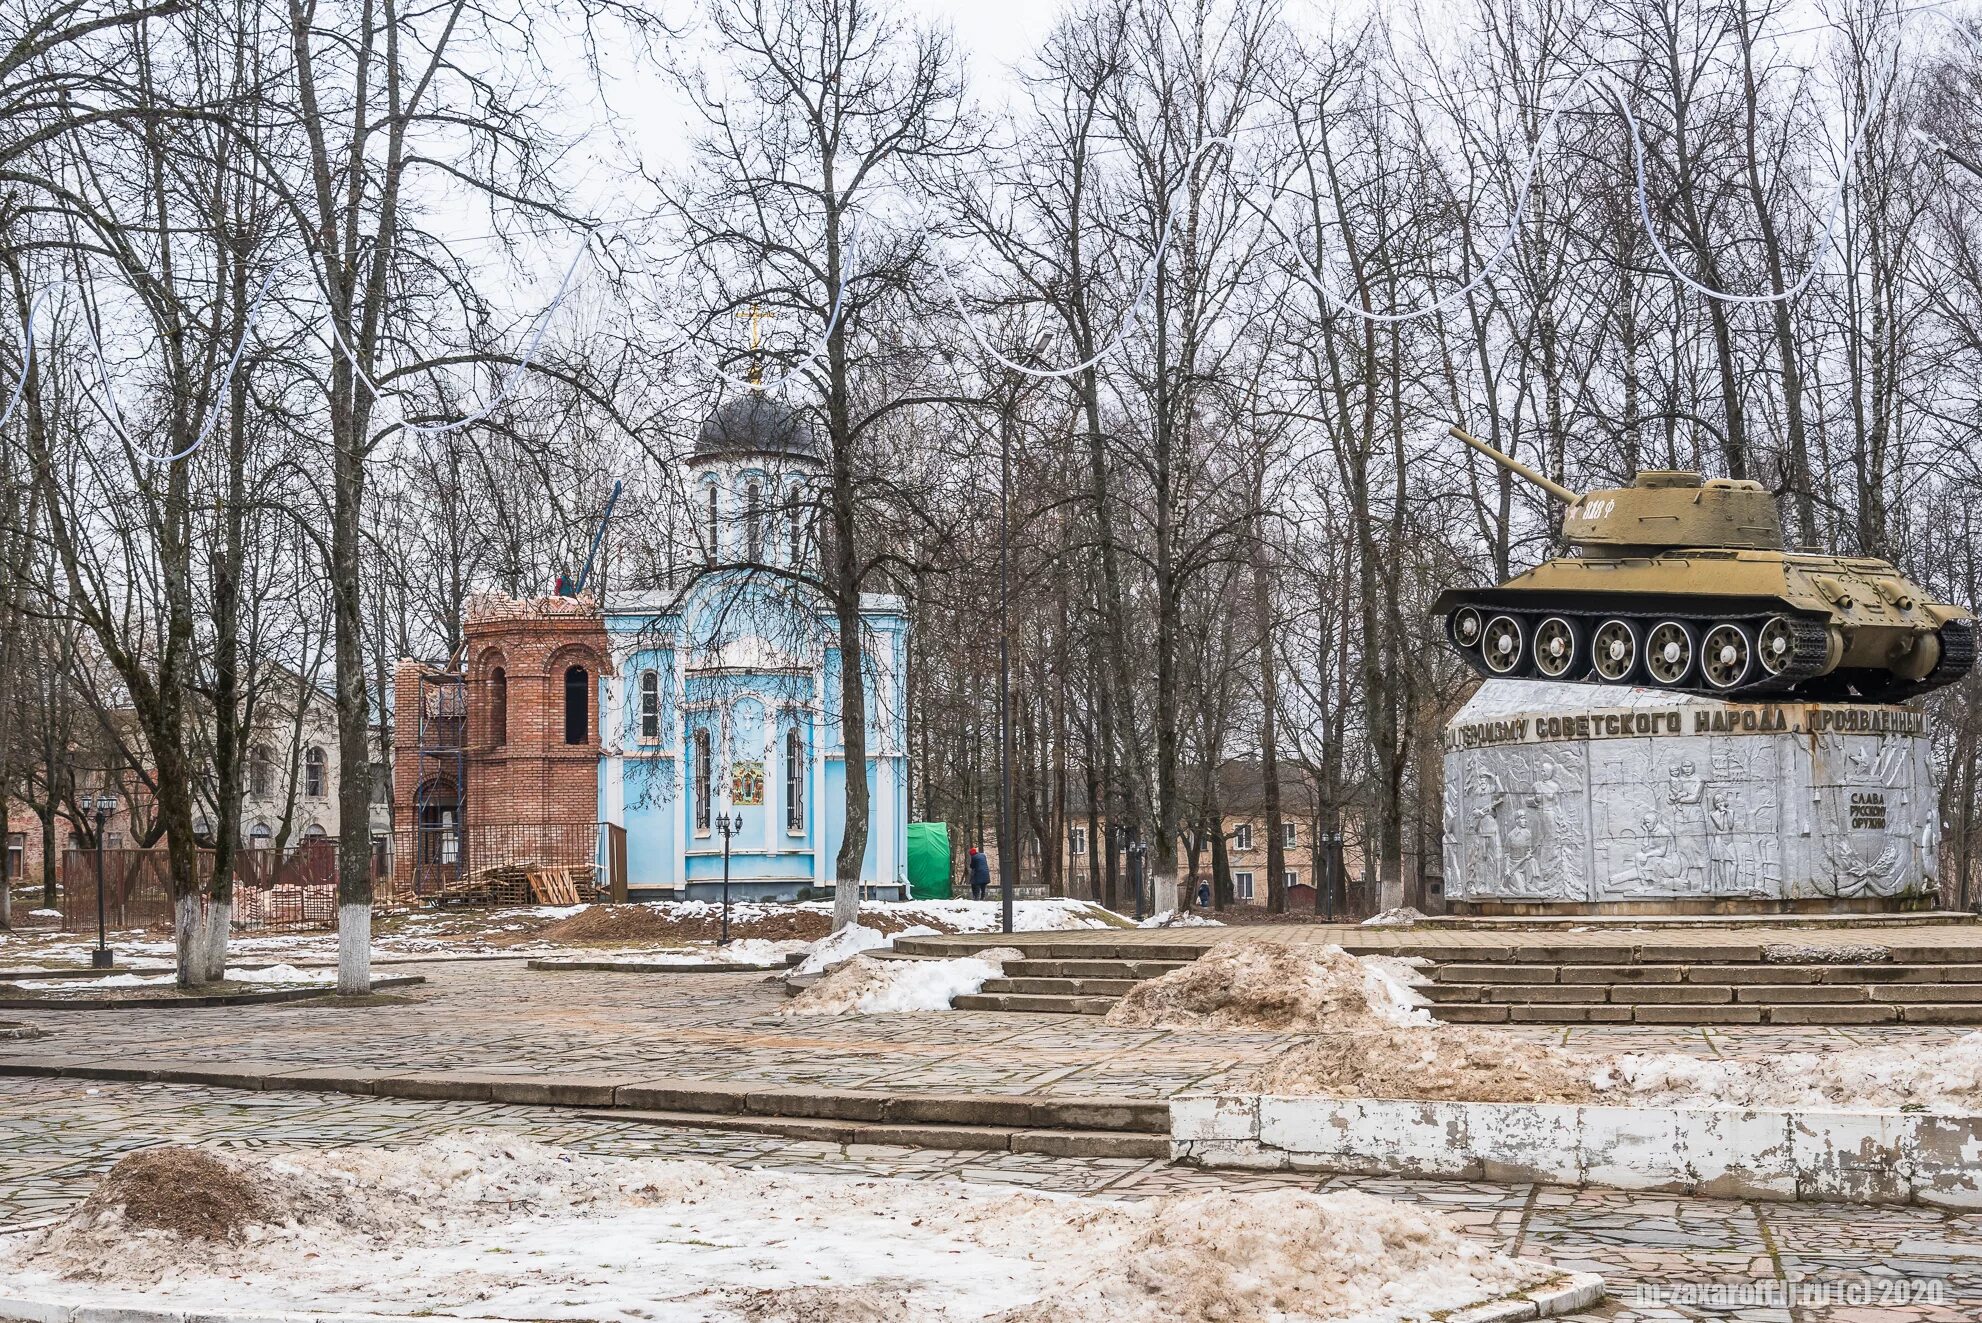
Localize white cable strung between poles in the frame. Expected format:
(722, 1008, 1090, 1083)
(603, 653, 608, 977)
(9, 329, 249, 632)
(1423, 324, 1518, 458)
(684, 215, 867, 392)
(1282, 35, 1906, 321)
(1273, 68, 1613, 326)
(310, 226, 601, 437)
(936, 136, 1235, 379)
(81, 266, 279, 464)
(1609, 50, 1902, 304)
(0, 289, 52, 434)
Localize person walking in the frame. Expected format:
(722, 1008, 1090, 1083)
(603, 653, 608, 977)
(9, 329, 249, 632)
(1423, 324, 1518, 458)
(967, 845, 991, 902)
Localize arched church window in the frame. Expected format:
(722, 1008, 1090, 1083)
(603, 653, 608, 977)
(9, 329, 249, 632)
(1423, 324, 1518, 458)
(304, 747, 327, 799)
(564, 666, 590, 745)
(745, 482, 763, 562)
(249, 744, 272, 798)
(787, 501, 803, 566)
(694, 728, 713, 832)
(640, 671, 660, 740)
(785, 726, 804, 833)
(489, 667, 508, 747)
(704, 485, 719, 564)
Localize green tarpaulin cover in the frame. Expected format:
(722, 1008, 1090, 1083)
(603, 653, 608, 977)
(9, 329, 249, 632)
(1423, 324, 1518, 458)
(906, 822, 952, 899)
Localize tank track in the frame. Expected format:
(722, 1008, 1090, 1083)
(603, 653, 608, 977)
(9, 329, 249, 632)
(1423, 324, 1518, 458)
(1837, 620, 1976, 704)
(1441, 601, 1836, 700)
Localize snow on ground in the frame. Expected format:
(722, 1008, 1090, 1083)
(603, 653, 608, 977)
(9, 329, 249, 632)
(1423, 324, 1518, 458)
(1361, 907, 1428, 927)
(1139, 909, 1224, 928)
(1595, 1034, 1982, 1113)
(784, 949, 1022, 1015)
(0, 1133, 1578, 1322)
(10, 963, 336, 992)
(1107, 943, 1433, 1032)
(0, 898, 1128, 970)
(1247, 993, 1982, 1113)
(791, 922, 893, 975)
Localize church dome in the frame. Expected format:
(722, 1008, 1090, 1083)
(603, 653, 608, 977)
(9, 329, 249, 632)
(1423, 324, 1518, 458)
(694, 393, 820, 462)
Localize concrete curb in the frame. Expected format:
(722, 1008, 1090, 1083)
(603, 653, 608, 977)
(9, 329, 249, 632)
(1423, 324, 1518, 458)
(526, 954, 802, 974)
(0, 1273, 1606, 1323)
(0, 1054, 1170, 1154)
(1173, 1093, 1982, 1207)
(0, 976, 423, 1012)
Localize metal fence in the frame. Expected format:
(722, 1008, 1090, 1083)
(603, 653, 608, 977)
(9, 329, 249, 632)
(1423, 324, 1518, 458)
(57, 840, 386, 932)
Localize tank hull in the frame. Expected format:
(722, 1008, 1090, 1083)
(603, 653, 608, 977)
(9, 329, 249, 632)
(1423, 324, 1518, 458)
(1434, 550, 1973, 701)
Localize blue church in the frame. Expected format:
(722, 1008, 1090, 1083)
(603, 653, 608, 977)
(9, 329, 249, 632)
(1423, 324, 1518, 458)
(596, 393, 910, 901)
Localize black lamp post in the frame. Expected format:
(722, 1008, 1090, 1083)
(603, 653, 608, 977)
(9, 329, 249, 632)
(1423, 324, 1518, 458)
(1128, 831, 1148, 923)
(715, 811, 740, 945)
(1317, 828, 1344, 922)
(89, 792, 117, 969)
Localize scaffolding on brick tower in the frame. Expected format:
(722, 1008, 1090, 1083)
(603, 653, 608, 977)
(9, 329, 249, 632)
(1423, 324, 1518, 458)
(413, 669, 468, 896)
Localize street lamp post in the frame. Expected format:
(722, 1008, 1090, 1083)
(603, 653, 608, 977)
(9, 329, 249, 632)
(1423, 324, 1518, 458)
(1128, 831, 1147, 923)
(89, 792, 117, 969)
(715, 812, 740, 945)
(1316, 828, 1343, 922)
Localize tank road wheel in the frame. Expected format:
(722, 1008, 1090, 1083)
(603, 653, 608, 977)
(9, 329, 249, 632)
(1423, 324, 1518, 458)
(1644, 620, 1698, 687)
(1701, 622, 1755, 692)
(1591, 618, 1640, 683)
(1532, 615, 1584, 680)
(1481, 614, 1525, 675)
(1449, 606, 1485, 651)
(1757, 616, 1798, 677)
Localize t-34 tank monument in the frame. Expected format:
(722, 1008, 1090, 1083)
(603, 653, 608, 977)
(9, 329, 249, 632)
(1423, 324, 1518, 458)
(1435, 427, 1974, 914)
(1434, 426, 1972, 701)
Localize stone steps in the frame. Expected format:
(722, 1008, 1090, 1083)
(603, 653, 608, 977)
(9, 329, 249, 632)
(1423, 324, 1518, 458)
(977, 976, 1141, 997)
(1436, 1001, 1982, 1025)
(952, 991, 1117, 1015)
(1424, 954, 1982, 1023)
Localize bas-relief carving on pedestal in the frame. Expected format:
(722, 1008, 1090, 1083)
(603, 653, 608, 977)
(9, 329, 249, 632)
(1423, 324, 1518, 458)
(1444, 681, 1937, 906)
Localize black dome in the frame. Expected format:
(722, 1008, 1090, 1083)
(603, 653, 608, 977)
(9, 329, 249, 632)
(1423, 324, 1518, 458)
(694, 393, 820, 462)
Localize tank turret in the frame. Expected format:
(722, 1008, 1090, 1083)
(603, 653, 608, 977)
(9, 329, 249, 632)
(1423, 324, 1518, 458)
(1435, 426, 1974, 701)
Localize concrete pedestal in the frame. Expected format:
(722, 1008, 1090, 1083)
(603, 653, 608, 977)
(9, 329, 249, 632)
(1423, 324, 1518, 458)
(1442, 680, 1940, 912)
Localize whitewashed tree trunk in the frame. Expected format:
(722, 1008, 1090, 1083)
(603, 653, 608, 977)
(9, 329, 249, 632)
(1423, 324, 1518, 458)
(337, 902, 371, 995)
(196, 899, 230, 983)
(174, 893, 209, 987)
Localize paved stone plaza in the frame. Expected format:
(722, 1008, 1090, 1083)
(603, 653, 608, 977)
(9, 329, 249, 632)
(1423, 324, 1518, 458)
(4, 957, 1982, 1320)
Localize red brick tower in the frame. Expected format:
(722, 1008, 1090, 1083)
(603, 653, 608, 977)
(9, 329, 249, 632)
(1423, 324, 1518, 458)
(392, 594, 610, 894)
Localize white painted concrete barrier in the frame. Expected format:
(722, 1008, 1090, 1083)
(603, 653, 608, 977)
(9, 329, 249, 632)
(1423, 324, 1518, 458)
(1172, 1094, 1982, 1206)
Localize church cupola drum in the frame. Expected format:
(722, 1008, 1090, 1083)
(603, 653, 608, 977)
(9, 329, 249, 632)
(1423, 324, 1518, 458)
(1434, 426, 1973, 702)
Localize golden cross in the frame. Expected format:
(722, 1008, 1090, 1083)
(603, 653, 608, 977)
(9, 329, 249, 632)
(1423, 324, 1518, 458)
(736, 304, 776, 351)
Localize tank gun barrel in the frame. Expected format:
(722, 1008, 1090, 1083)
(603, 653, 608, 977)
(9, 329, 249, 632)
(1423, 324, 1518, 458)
(1449, 425, 1581, 505)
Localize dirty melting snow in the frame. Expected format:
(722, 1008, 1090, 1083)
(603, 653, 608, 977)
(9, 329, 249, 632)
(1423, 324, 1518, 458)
(783, 948, 1021, 1014)
(1594, 1033, 1982, 1112)
(1107, 942, 1432, 1031)
(1255, 1017, 1982, 1113)
(2, 1134, 1574, 1322)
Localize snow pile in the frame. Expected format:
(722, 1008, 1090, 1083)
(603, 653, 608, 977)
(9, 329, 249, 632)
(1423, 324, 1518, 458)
(1597, 1032, 1982, 1113)
(1254, 1022, 1982, 1113)
(4, 1134, 1580, 1321)
(1138, 910, 1223, 928)
(793, 923, 889, 975)
(1361, 907, 1428, 927)
(1257, 1027, 1604, 1104)
(28, 907, 61, 920)
(1105, 943, 1432, 1031)
(711, 938, 809, 966)
(783, 949, 1022, 1015)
